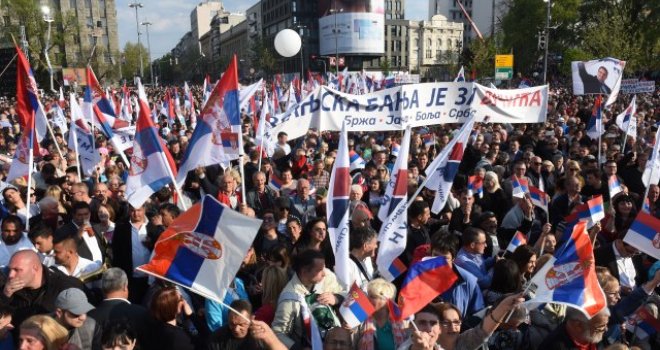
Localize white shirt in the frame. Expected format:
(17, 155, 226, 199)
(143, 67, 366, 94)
(56, 256, 102, 278)
(39, 250, 56, 267)
(276, 142, 291, 155)
(82, 231, 104, 264)
(347, 255, 374, 291)
(131, 223, 151, 278)
(613, 243, 636, 289)
(0, 233, 36, 266)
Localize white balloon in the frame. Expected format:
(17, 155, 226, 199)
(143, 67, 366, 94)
(274, 29, 302, 58)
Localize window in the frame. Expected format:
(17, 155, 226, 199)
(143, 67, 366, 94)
(437, 39, 442, 47)
(3, 16, 9, 26)
(415, 38, 419, 47)
(436, 49, 441, 58)
(292, 1, 296, 12)
(426, 50, 431, 58)
(427, 38, 432, 47)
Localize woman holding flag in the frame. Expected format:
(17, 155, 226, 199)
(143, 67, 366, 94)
(356, 278, 406, 350)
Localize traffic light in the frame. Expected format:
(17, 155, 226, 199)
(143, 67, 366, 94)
(538, 31, 547, 50)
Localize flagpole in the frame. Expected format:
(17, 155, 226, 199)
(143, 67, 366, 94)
(71, 122, 82, 181)
(597, 95, 602, 166)
(26, 146, 34, 233)
(159, 151, 188, 211)
(45, 117, 64, 160)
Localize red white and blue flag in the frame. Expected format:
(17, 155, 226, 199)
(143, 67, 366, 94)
(423, 133, 435, 149)
(68, 93, 101, 176)
(642, 126, 660, 188)
(615, 95, 637, 138)
(202, 74, 214, 108)
(7, 45, 48, 182)
(339, 282, 376, 328)
(377, 127, 411, 281)
(137, 195, 262, 303)
(506, 231, 528, 254)
(454, 66, 465, 82)
(608, 175, 622, 199)
(512, 176, 530, 198)
(626, 306, 660, 340)
(398, 256, 458, 319)
(622, 211, 660, 260)
(528, 221, 607, 318)
(529, 185, 549, 213)
(391, 143, 401, 158)
(327, 123, 351, 288)
(125, 81, 179, 208)
(467, 175, 484, 198)
(176, 55, 242, 187)
(349, 150, 366, 171)
(268, 172, 283, 191)
(424, 117, 477, 213)
(586, 95, 604, 140)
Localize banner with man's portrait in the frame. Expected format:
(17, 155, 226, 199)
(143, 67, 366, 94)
(571, 58, 625, 106)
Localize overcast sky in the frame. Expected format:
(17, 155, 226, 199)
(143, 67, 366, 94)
(117, 0, 428, 60)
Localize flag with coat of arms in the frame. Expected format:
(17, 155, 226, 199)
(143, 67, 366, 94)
(327, 122, 351, 288)
(137, 195, 262, 303)
(175, 55, 242, 188)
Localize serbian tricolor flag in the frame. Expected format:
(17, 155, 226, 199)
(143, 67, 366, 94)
(68, 93, 101, 177)
(505, 231, 528, 254)
(529, 185, 549, 213)
(268, 172, 283, 191)
(586, 95, 604, 140)
(125, 81, 179, 208)
(327, 123, 351, 288)
(512, 176, 530, 198)
(137, 195, 261, 303)
(454, 66, 465, 82)
(641, 197, 651, 213)
(349, 150, 366, 171)
(424, 118, 476, 213)
(176, 55, 242, 187)
(564, 195, 605, 230)
(423, 134, 435, 149)
(339, 282, 376, 328)
(608, 175, 622, 199)
(398, 256, 458, 319)
(528, 221, 607, 318)
(391, 143, 401, 158)
(377, 127, 411, 281)
(467, 175, 484, 198)
(7, 44, 48, 182)
(202, 74, 213, 108)
(627, 306, 660, 340)
(84, 66, 130, 132)
(623, 211, 660, 260)
(616, 95, 637, 139)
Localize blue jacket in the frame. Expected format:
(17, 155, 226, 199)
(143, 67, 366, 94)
(205, 278, 249, 332)
(440, 264, 485, 319)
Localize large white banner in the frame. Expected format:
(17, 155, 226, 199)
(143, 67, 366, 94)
(265, 83, 548, 142)
(571, 57, 625, 106)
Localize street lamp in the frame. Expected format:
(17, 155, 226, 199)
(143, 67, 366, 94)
(329, 7, 343, 75)
(129, 1, 144, 78)
(543, 0, 550, 84)
(141, 21, 153, 84)
(41, 5, 55, 92)
(294, 24, 306, 81)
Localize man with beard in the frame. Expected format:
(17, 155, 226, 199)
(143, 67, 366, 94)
(539, 307, 609, 349)
(0, 215, 35, 266)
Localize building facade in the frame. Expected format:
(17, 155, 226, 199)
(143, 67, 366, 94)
(408, 14, 463, 80)
(0, 0, 120, 76)
(428, 0, 506, 44)
(191, 0, 225, 43)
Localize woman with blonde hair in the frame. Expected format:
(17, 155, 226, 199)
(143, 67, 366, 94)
(44, 185, 67, 214)
(19, 315, 69, 350)
(357, 278, 407, 350)
(254, 265, 289, 324)
(477, 171, 508, 222)
(565, 160, 584, 187)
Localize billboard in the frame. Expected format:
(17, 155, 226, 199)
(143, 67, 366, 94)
(318, 0, 384, 56)
(62, 68, 87, 86)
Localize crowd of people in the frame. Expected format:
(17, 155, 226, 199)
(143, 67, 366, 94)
(0, 76, 657, 350)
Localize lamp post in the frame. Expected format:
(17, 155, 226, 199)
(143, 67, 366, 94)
(141, 21, 153, 84)
(329, 7, 343, 75)
(129, 1, 144, 78)
(294, 25, 306, 80)
(41, 6, 55, 92)
(543, 0, 550, 84)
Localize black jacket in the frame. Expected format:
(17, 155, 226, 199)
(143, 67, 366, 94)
(206, 325, 267, 350)
(538, 321, 605, 350)
(88, 299, 157, 350)
(0, 266, 84, 332)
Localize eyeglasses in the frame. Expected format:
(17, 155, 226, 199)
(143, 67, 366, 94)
(440, 320, 462, 327)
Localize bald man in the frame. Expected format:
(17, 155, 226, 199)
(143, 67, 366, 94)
(0, 250, 84, 330)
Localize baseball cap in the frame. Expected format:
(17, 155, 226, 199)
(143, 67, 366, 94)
(55, 288, 94, 315)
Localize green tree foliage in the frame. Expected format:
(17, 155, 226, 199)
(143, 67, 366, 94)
(249, 37, 277, 76)
(379, 57, 391, 76)
(466, 38, 497, 80)
(122, 42, 150, 81)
